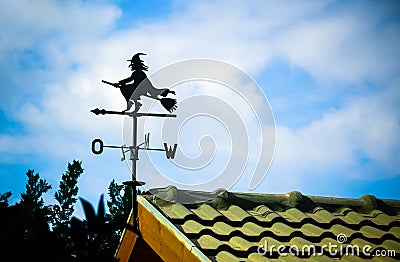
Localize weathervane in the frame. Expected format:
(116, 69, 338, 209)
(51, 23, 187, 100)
(90, 53, 178, 232)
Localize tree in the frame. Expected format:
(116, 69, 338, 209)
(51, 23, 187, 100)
(106, 180, 133, 248)
(0, 191, 12, 209)
(18, 169, 52, 240)
(0, 162, 131, 261)
(0, 170, 68, 261)
(53, 160, 84, 229)
(19, 169, 52, 212)
(107, 179, 131, 220)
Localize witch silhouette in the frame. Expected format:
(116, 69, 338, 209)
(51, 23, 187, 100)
(103, 53, 176, 112)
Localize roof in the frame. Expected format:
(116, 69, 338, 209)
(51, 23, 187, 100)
(116, 186, 400, 261)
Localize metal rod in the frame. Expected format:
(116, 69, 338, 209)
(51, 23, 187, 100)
(132, 112, 177, 118)
(138, 147, 166, 151)
(103, 145, 127, 149)
(91, 107, 176, 233)
(91, 107, 176, 118)
(132, 115, 138, 231)
(104, 145, 137, 150)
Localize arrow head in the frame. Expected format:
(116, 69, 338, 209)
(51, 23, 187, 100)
(91, 108, 107, 115)
(91, 108, 101, 115)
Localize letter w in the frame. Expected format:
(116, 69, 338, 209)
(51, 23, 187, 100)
(164, 143, 178, 159)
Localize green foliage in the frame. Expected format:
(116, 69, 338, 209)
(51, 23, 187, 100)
(70, 195, 117, 261)
(19, 169, 52, 212)
(0, 191, 12, 208)
(1, 170, 68, 261)
(19, 170, 52, 239)
(106, 180, 133, 248)
(53, 160, 84, 228)
(107, 179, 131, 219)
(0, 161, 130, 261)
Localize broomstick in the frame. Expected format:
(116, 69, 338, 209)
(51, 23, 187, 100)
(102, 80, 177, 113)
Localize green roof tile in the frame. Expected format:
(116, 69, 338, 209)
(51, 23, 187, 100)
(247, 252, 273, 261)
(340, 255, 367, 262)
(337, 208, 366, 225)
(212, 222, 236, 237)
(270, 222, 296, 237)
(228, 236, 254, 252)
(214, 251, 243, 262)
(220, 205, 252, 222)
(369, 210, 399, 226)
(303, 255, 336, 262)
(389, 226, 400, 238)
(192, 204, 224, 222)
(275, 255, 304, 261)
(309, 207, 337, 224)
(242, 222, 266, 237)
(278, 208, 310, 223)
(371, 256, 399, 262)
(381, 239, 400, 253)
(285, 236, 315, 248)
(196, 234, 224, 251)
(329, 224, 358, 238)
(251, 205, 282, 223)
(360, 225, 390, 239)
(181, 219, 206, 235)
(162, 203, 194, 220)
(300, 223, 326, 238)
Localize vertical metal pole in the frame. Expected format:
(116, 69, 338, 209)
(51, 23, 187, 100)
(132, 115, 138, 230)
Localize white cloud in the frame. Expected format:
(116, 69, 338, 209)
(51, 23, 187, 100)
(275, 1, 400, 82)
(273, 84, 400, 180)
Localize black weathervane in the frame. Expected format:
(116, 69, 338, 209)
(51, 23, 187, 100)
(102, 52, 176, 113)
(91, 53, 178, 232)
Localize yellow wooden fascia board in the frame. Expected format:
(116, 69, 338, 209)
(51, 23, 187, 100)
(115, 209, 137, 262)
(138, 196, 210, 262)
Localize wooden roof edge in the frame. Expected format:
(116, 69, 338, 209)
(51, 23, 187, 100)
(115, 209, 137, 262)
(138, 196, 211, 262)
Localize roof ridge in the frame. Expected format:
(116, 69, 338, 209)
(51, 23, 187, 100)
(143, 187, 400, 215)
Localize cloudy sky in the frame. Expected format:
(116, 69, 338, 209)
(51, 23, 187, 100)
(1, 0, 399, 209)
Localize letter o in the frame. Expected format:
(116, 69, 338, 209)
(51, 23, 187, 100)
(92, 139, 104, 155)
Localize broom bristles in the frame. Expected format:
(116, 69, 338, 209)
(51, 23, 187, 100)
(160, 98, 177, 113)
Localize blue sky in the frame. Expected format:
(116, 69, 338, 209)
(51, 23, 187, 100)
(1, 0, 399, 210)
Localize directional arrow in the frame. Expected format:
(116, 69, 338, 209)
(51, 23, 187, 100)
(91, 108, 126, 115)
(90, 108, 176, 118)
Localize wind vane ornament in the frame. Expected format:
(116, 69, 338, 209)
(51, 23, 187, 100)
(102, 53, 176, 113)
(90, 53, 178, 232)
